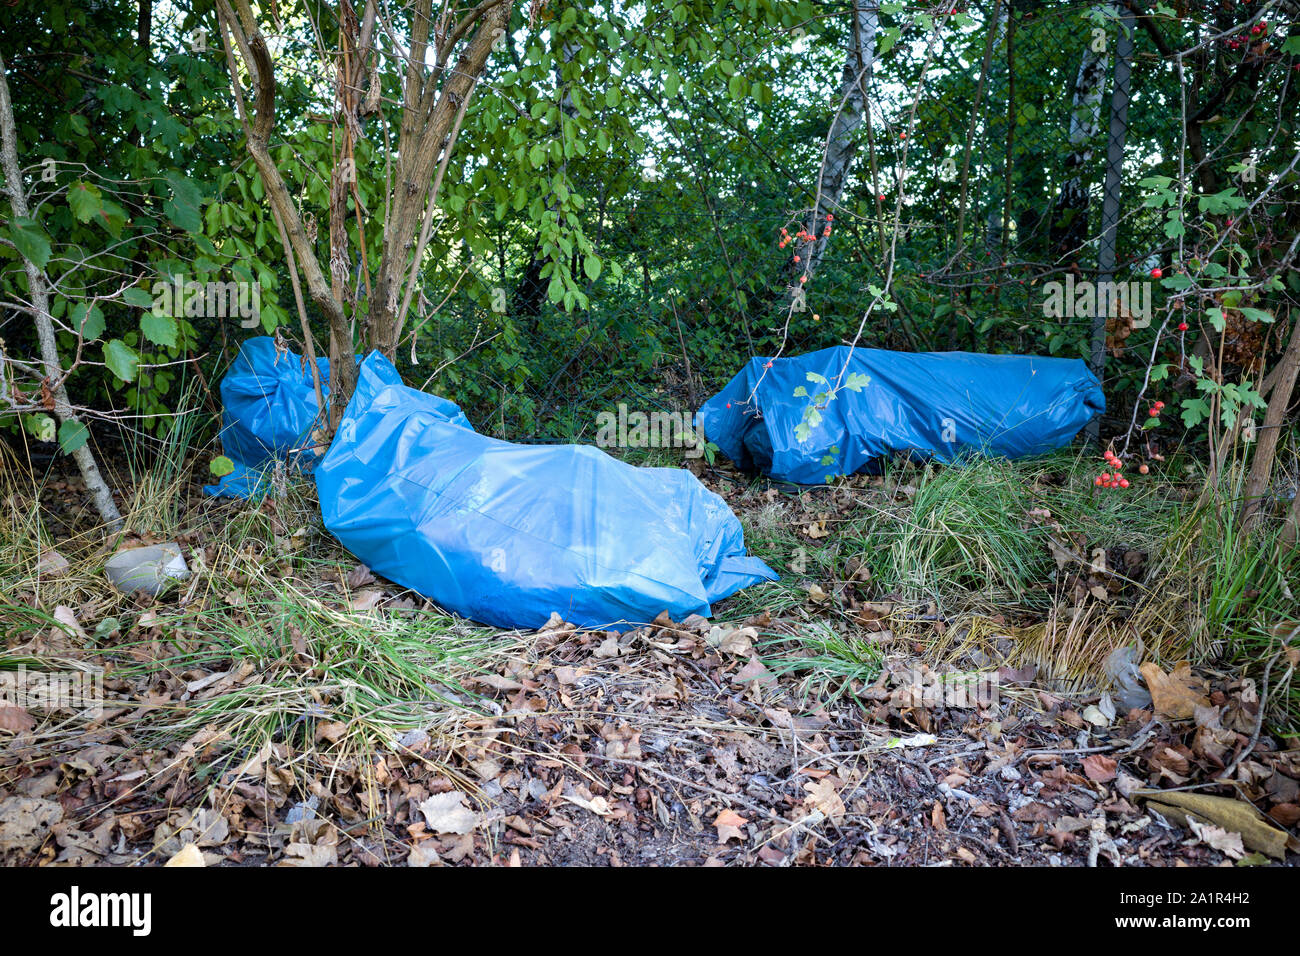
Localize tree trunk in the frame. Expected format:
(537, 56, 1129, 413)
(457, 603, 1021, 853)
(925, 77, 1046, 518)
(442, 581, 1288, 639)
(216, 0, 359, 426)
(794, 0, 879, 284)
(1241, 309, 1300, 527)
(365, 2, 510, 359)
(1049, 14, 1109, 263)
(0, 53, 123, 531)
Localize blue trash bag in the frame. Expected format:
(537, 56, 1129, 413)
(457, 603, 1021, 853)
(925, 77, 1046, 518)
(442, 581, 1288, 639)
(697, 346, 1104, 485)
(316, 352, 777, 630)
(204, 336, 466, 497)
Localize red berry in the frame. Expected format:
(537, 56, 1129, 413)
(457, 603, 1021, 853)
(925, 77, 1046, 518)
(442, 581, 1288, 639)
(1119, 478, 1130, 489)
(1139, 464, 1149, 475)
(1095, 476, 1104, 486)
(1101, 473, 1111, 482)
(1178, 322, 1189, 331)
(1150, 267, 1162, 278)
(1149, 408, 1159, 417)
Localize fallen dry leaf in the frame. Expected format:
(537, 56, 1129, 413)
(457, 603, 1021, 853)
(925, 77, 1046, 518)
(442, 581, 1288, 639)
(717, 626, 757, 656)
(1082, 754, 1118, 783)
(419, 790, 479, 835)
(52, 605, 87, 640)
(0, 705, 35, 734)
(1187, 818, 1244, 860)
(714, 808, 748, 843)
(37, 550, 70, 577)
(1140, 662, 1210, 720)
(164, 843, 206, 867)
(561, 794, 612, 817)
(282, 842, 338, 866)
(594, 635, 623, 658)
(349, 589, 385, 611)
(407, 842, 442, 867)
(803, 778, 845, 823)
(0, 796, 63, 854)
(346, 564, 375, 588)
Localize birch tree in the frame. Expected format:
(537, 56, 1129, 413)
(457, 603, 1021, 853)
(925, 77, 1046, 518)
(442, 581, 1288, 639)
(793, 0, 879, 286)
(1048, 8, 1110, 263)
(0, 52, 123, 532)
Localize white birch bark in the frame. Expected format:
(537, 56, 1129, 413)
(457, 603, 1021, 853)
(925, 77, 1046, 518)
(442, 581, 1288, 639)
(1050, 11, 1109, 259)
(0, 53, 123, 532)
(798, 0, 880, 281)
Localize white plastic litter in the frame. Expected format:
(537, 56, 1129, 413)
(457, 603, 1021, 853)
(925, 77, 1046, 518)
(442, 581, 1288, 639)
(104, 543, 189, 597)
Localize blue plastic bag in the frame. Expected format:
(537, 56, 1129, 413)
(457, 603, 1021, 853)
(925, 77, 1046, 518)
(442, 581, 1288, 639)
(204, 337, 466, 497)
(316, 353, 776, 630)
(697, 347, 1104, 485)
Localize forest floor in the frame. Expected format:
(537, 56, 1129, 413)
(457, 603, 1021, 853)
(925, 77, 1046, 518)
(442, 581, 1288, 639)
(2, 446, 1298, 867)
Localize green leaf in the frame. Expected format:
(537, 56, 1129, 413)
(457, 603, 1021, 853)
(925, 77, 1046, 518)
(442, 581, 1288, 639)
(140, 312, 178, 348)
(72, 302, 105, 340)
(844, 372, 871, 392)
(1181, 397, 1210, 429)
(57, 420, 89, 454)
(583, 254, 601, 281)
(9, 217, 51, 269)
(104, 338, 139, 383)
(67, 181, 103, 223)
(209, 455, 235, 477)
(23, 413, 56, 443)
(1239, 307, 1273, 323)
(1197, 188, 1247, 215)
(122, 287, 155, 309)
(163, 169, 202, 232)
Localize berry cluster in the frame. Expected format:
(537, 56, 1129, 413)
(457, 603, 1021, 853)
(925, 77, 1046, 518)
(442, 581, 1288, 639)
(778, 215, 833, 251)
(1094, 449, 1130, 490)
(1147, 399, 1165, 419)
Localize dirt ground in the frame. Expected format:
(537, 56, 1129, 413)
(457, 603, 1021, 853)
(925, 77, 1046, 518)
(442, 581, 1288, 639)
(2, 454, 1298, 867)
(6, 604, 1299, 867)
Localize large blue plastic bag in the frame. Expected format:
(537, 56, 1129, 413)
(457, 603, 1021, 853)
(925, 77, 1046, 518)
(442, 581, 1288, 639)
(316, 354, 777, 630)
(697, 347, 1104, 485)
(204, 337, 465, 497)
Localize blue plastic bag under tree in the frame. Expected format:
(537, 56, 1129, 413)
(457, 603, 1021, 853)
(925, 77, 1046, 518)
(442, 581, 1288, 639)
(204, 336, 465, 497)
(696, 346, 1105, 485)
(316, 352, 777, 630)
